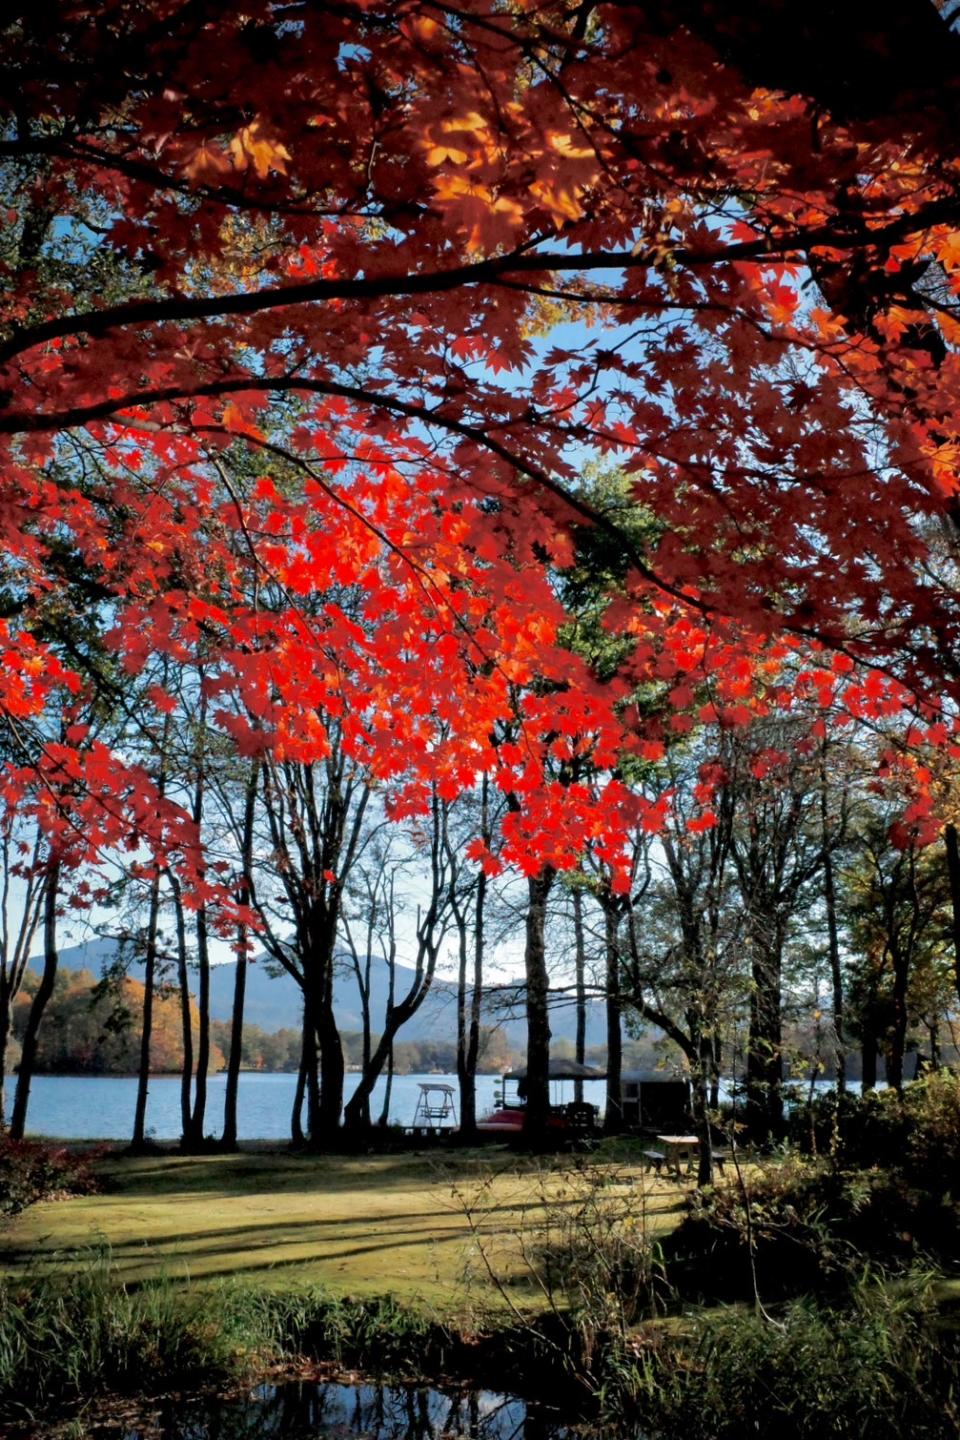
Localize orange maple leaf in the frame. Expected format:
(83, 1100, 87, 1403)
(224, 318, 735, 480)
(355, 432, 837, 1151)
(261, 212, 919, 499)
(229, 119, 292, 179)
(183, 140, 231, 182)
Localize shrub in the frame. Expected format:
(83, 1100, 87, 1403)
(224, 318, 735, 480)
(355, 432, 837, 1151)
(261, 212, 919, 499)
(625, 1269, 960, 1439)
(0, 1137, 100, 1220)
(664, 1155, 960, 1302)
(789, 1072, 960, 1192)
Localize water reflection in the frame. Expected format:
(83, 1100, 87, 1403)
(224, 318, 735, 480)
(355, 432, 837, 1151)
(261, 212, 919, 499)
(121, 1379, 569, 1439)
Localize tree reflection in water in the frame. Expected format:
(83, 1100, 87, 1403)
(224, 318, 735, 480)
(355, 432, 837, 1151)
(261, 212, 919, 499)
(121, 1380, 571, 1440)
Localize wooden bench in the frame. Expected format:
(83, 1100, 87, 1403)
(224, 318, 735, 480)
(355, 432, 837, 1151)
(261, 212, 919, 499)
(642, 1149, 666, 1175)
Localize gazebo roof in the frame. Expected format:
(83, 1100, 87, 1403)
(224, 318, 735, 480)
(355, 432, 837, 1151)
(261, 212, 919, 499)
(505, 1060, 606, 1081)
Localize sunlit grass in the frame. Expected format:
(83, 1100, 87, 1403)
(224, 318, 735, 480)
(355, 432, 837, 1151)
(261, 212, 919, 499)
(0, 1146, 693, 1312)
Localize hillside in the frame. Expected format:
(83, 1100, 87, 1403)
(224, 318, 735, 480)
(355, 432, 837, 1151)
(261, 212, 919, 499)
(43, 940, 609, 1048)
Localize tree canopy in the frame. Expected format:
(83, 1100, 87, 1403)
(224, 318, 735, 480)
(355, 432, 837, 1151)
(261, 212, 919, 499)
(3, 1, 960, 912)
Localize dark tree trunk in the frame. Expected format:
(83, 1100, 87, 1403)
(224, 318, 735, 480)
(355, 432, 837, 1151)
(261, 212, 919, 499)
(221, 949, 247, 1151)
(710, 1038, 722, 1110)
(9, 863, 59, 1141)
(317, 963, 344, 1142)
(184, 683, 210, 1149)
(344, 951, 440, 1132)
(170, 872, 193, 1141)
(0, 980, 10, 1131)
(377, 957, 397, 1128)
(302, 984, 322, 1141)
(378, 1045, 395, 1128)
(861, 1033, 878, 1091)
(343, 1016, 406, 1129)
(523, 868, 555, 1145)
(358, 960, 372, 1130)
(572, 887, 587, 1104)
(745, 921, 784, 1145)
(455, 910, 472, 1134)
(821, 753, 846, 1092)
(456, 873, 484, 1140)
(602, 899, 623, 1135)
(291, 1028, 308, 1147)
(692, 1039, 714, 1187)
(929, 1020, 941, 1070)
(132, 871, 162, 1150)
(222, 765, 257, 1152)
(945, 823, 960, 1009)
(886, 947, 910, 1092)
(185, 902, 210, 1146)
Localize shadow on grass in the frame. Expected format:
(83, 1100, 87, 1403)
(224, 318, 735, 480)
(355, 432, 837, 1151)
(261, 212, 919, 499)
(94, 1151, 530, 1200)
(2, 1187, 669, 1264)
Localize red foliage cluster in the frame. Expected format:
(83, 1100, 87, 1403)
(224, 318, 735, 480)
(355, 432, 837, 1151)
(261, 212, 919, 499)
(2, 2, 960, 903)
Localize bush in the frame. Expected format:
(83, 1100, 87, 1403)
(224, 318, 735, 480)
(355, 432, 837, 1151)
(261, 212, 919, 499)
(664, 1155, 960, 1302)
(0, 1137, 100, 1220)
(626, 1269, 960, 1439)
(789, 1073, 960, 1191)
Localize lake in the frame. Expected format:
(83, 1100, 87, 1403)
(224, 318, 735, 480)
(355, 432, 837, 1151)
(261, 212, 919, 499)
(4, 1072, 611, 1141)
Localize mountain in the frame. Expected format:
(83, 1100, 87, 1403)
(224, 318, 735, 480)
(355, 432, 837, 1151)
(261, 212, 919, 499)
(42, 940, 609, 1047)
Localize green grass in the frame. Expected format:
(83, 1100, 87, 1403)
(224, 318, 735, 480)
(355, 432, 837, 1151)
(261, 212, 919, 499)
(0, 1145, 690, 1311)
(0, 1253, 452, 1425)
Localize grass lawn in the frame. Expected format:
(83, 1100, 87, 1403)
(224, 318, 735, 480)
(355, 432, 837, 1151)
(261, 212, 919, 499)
(0, 1145, 692, 1312)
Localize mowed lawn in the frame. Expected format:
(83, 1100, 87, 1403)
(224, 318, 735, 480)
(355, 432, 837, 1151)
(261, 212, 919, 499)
(0, 1147, 690, 1310)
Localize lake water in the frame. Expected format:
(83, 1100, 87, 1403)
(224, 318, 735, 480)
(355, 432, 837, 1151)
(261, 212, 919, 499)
(5, 1072, 611, 1141)
(114, 1379, 575, 1440)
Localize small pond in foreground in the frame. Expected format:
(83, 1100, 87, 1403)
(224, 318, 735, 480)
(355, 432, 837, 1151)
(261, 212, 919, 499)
(115, 1380, 582, 1440)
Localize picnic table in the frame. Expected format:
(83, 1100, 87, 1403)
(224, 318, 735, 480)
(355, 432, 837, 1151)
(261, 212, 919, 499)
(656, 1133, 700, 1176)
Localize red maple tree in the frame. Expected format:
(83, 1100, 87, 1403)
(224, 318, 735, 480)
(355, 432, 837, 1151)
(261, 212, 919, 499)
(4, 3, 960, 1129)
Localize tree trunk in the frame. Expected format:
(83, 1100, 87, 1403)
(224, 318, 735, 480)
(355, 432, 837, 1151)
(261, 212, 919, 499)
(929, 1020, 941, 1070)
(377, 953, 397, 1128)
(0, 980, 10, 1132)
(291, 1029, 308, 1147)
(317, 967, 344, 1142)
(602, 899, 623, 1135)
(170, 871, 193, 1141)
(945, 823, 960, 1009)
(132, 870, 162, 1150)
(182, 902, 211, 1146)
(185, 684, 210, 1149)
(821, 754, 846, 1092)
(344, 956, 440, 1132)
(523, 868, 555, 1145)
(221, 947, 247, 1150)
(745, 920, 784, 1145)
(222, 764, 257, 1152)
(692, 1038, 714, 1188)
(9, 863, 59, 1140)
(572, 887, 587, 1104)
(861, 1033, 878, 1091)
(343, 1015, 404, 1129)
(455, 883, 484, 1140)
(886, 946, 910, 1092)
(302, 984, 321, 1141)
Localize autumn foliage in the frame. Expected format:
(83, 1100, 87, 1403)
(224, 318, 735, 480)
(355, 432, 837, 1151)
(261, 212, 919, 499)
(3, 2, 960, 912)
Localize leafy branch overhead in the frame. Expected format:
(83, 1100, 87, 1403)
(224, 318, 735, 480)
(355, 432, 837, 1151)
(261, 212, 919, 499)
(2, 1, 960, 910)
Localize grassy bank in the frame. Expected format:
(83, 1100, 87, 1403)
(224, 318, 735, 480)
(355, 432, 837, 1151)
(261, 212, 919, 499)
(4, 1137, 959, 1436)
(2, 1250, 957, 1438)
(0, 1144, 689, 1306)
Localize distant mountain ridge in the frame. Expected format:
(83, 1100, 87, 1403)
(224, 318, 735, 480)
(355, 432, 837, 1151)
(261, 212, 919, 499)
(41, 939, 609, 1047)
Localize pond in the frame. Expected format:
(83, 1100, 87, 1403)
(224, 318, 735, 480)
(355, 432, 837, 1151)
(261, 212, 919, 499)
(115, 1379, 580, 1440)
